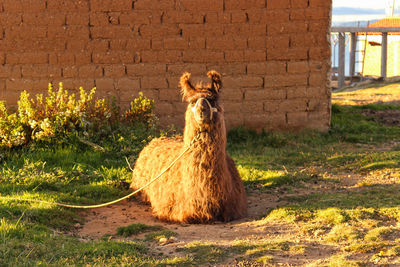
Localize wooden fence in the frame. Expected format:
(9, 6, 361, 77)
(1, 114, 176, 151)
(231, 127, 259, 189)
(331, 27, 400, 88)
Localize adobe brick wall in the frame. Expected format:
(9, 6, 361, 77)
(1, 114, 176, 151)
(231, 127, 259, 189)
(0, 0, 332, 131)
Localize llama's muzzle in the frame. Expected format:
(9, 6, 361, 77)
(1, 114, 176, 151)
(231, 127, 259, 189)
(191, 97, 218, 123)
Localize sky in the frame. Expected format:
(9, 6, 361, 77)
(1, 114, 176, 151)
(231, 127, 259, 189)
(332, 0, 399, 24)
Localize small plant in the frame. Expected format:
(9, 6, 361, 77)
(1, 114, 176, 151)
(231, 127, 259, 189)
(0, 84, 155, 149)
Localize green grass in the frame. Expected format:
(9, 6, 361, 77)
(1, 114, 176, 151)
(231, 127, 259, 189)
(1, 103, 400, 265)
(116, 223, 163, 237)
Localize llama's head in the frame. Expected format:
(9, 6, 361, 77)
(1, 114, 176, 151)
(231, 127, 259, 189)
(180, 71, 222, 130)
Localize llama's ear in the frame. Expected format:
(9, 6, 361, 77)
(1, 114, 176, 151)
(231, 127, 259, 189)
(207, 70, 222, 93)
(180, 72, 196, 101)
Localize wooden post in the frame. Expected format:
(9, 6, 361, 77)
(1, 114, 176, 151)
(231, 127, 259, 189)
(350, 33, 357, 78)
(338, 32, 346, 88)
(381, 32, 388, 78)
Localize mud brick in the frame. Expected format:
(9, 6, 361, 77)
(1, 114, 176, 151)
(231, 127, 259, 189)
(66, 26, 90, 39)
(265, 74, 308, 87)
(248, 37, 266, 50)
(141, 76, 167, 89)
(224, 0, 265, 10)
(14, 52, 48, 64)
(290, 9, 306, 21)
(223, 112, 244, 130)
(154, 101, 175, 116)
(266, 0, 290, 9)
(244, 50, 266, 62)
(116, 78, 140, 91)
(0, 53, 4, 65)
(79, 65, 103, 78)
(4, 0, 46, 13)
(6, 79, 48, 91)
(127, 63, 166, 76)
(134, 0, 174, 10)
(164, 37, 188, 50)
(244, 113, 269, 132)
(222, 102, 242, 113)
(23, 13, 66, 26)
(0, 14, 23, 26)
(268, 21, 308, 34)
(287, 86, 307, 99)
(263, 100, 281, 112)
(290, 0, 308, 8)
(205, 12, 218, 23)
(242, 101, 263, 113)
(287, 111, 308, 128)
(219, 89, 243, 101)
(206, 37, 247, 50)
(309, 47, 330, 60)
(91, 0, 132, 12)
(159, 89, 180, 101)
(166, 76, 179, 89)
(225, 75, 264, 88)
(245, 88, 286, 101)
(183, 50, 224, 63)
(287, 61, 310, 74)
(231, 11, 247, 23)
(151, 39, 163, 50)
(309, 72, 327, 86)
(308, 20, 330, 33)
(247, 62, 287, 75)
(93, 52, 132, 64)
(164, 11, 204, 24)
(263, 9, 290, 23)
(22, 65, 61, 78)
(89, 13, 110, 26)
(62, 66, 78, 78)
(207, 63, 246, 75)
(6, 26, 47, 39)
(167, 63, 206, 75)
(95, 78, 115, 91)
(67, 40, 87, 51)
(0, 66, 12, 78)
(75, 52, 92, 65)
(139, 25, 180, 38)
(47, 0, 89, 12)
(56, 79, 95, 91)
(188, 38, 206, 49)
(306, 111, 330, 131)
(278, 98, 307, 112)
(91, 26, 133, 39)
(267, 48, 308, 60)
(224, 50, 244, 62)
(176, 0, 223, 11)
(181, 24, 224, 37)
(305, 8, 331, 20)
(126, 39, 151, 50)
(224, 24, 266, 37)
(66, 13, 89, 25)
(104, 65, 126, 78)
(266, 35, 290, 50)
(309, 0, 332, 8)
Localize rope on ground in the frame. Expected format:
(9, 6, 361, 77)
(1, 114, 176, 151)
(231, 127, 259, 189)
(1, 134, 200, 209)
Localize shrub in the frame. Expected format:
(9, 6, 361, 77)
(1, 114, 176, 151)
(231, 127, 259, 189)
(0, 83, 155, 149)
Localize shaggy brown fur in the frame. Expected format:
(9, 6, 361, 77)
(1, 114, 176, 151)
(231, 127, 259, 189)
(130, 71, 247, 223)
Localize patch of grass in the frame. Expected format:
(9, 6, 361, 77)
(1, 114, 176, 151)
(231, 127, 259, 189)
(145, 229, 177, 242)
(177, 242, 227, 265)
(325, 224, 362, 243)
(364, 226, 398, 242)
(116, 223, 163, 237)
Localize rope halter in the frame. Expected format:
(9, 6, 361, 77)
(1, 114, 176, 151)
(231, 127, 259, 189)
(191, 97, 218, 122)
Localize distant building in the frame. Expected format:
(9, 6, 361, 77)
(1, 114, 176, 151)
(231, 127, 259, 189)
(362, 17, 400, 77)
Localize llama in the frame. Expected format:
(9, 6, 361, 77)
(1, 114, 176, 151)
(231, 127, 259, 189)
(130, 71, 247, 223)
